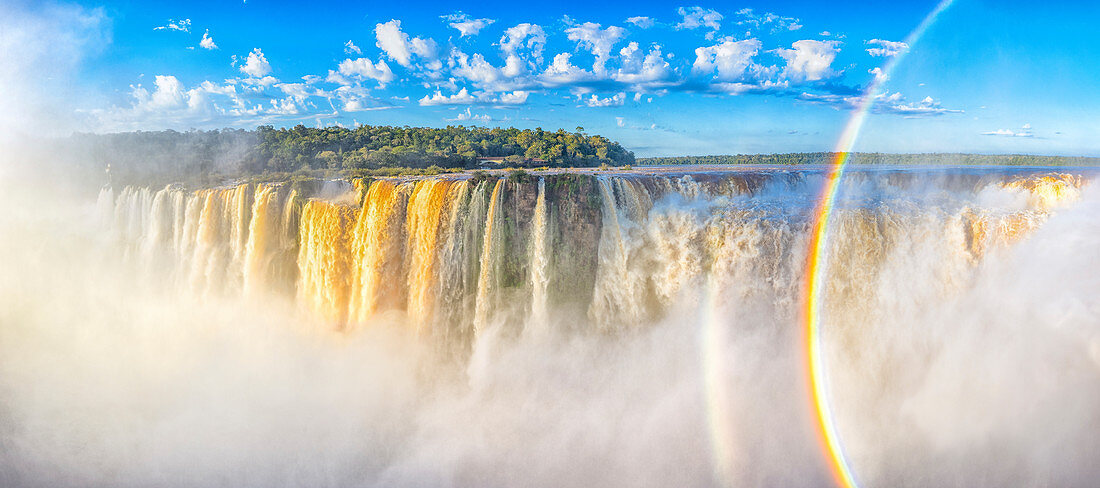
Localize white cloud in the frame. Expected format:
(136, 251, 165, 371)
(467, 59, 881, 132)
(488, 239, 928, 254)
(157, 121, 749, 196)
(565, 22, 626, 74)
(797, 91, 961, 117)
(336, 57, 395, 84)
(450, 51, 504, 87)
(267, 97, 299, 115)
(869, 67, 887, 83)
(442, 12, 495, 37)
(199, 30, 217, 50)
(884, 95, 963, 115)
(615, 42, 673, 85)
(710, 79, 788, 95)
(676, 6, 723, 31)
(450, 107, 491, 122)
(375, 20, 413, 66)
(332, 85, 391, 112)
(775, 40, 839, 82)
(616, 116, 625, 127)
(110, 75, 275, 126)
(375, 19, 438, 68)
(236, 75, 278, 88)
(419, 88, 479, 106)
(983, 124, 1034, 137)
(583, 92, 626, 107)
(540, 53, 594, 86)
(692, 39, 761, 81)
(498, 90, 529, 104)
(500, 23, 546, 59)
(626, 16, 655, 29)
(877, 94, 963, 116)
(502, 54, 526, 77)
(344, 40, 361, 55)
(239, 48, 272, 78)
(275, 83, 321, 104)
(153, 18, 191, 33)
(735, 9, 802, 33)
(866, 39, 909, 57)
(133, 75, 186, 110)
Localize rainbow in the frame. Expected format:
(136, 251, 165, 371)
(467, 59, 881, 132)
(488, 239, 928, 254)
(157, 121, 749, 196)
(804, 1, 957, 487)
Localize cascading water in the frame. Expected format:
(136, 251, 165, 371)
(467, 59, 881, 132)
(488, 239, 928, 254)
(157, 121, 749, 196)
(97, 170, 1089, 347)
(528, 177, 551, 337)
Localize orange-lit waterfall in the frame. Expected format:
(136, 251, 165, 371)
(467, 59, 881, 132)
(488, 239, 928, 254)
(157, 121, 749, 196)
(101, 169, 1088, 346)
(348, 179, 410, 325)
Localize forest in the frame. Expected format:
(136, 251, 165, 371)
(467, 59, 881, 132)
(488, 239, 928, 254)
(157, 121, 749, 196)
(637, 152, 1100, 166)
(72, 124, 635, 185)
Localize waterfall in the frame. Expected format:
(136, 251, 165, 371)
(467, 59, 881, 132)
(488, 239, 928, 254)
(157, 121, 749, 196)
(98, 170, 1087, 350)
(405, 179, 454, 333)
(528, 177, 551, 337)
(243, 184, 278, 298)
(473, 178, 505, 334)
(297, 199, 356, 326)
(348, 179, 410, 324)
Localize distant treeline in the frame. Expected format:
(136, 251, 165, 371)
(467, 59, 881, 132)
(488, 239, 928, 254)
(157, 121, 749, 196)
(72, 124, 635, 185)
(638, 152, 1100, 166)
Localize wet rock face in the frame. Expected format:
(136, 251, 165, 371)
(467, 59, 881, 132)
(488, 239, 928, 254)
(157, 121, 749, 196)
(544, 174, 602, 313)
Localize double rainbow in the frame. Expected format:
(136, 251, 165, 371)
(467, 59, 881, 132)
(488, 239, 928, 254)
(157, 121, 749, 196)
(804, 1, 957, 487)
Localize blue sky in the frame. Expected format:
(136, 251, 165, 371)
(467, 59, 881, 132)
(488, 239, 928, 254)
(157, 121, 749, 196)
(3, 0, 1099, 156)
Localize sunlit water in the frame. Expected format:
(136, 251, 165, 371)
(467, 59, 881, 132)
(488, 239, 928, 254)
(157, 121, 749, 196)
(1, 166, 1098, 487)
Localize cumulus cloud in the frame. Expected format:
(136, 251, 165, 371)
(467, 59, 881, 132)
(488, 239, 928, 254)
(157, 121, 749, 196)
(375, 19, 438, 68)
(540, 53, 595, 86)
(335, 57, 395, 84)
(239, 48, 272, 78)
(869, 67, 887, 83)
(692, 39, 762, 81)
(983, 124, 1034, 137)
(500, 23, 547, 59)
(333, 85, 393, 112)
(450, 51, 505, 87)
(564, 22, 626, 74)
(676, 6, 723, 31)
(132, 75, 186, 111)
(97, 74, 313, 130)
(443, 12, 495, 37)
(626, 16, 655, 29)
(583, 92, 626, 107)
(615, 42, 673, 86)
(775, 40, 839, 82)
(60, 10, 975, 130)
(199, 30, 217, 50)
(275, 82, 323, 104)
(419, 88, 480, 106)
(498, 90, 529, 104)
(866, 39, 909, 57)
(154, 18, 191, 33)
(449, 107, 491, 122)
